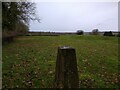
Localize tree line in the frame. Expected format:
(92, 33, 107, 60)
(2, 2, 40, 43)
(76, 29, 120, 37)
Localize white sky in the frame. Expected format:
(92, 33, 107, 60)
(29, 2, 118, 32)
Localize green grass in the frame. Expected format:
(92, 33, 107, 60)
(2, 35, 119, 88)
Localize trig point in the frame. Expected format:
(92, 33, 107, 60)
(55, 46, 79, 88)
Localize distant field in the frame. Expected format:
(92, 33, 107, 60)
(2, 35, 119, 88)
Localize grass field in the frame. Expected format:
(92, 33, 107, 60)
(2, 35, 119, 88)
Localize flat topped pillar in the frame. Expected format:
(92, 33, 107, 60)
(55, 46, 79, 88)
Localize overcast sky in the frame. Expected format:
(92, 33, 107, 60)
(29, 2, 118, 32)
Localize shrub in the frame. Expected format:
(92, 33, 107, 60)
(2, 31, 17, 44)
(76, 30, 84, 35)
(92, 29, 99, 35)
(103, 31, 114, 36)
